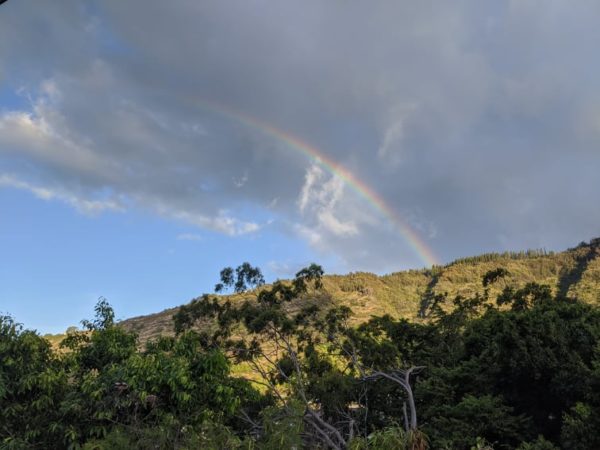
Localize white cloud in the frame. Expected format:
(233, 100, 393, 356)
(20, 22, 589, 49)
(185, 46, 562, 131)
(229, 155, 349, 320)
(293, 223, 322, 246)
(0, 174, 123, 214)
(297, 164, 358, 238)
(317, 209, 358, 237)
(0, 86, 116, 179)
(298, 164, 323, 213)
(158, 206, 261, 237)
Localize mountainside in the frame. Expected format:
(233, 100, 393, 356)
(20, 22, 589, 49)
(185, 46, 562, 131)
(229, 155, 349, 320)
(121, 239, 600, 343)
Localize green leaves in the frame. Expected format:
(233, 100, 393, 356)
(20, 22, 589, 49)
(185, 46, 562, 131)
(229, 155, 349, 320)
(81, 297, 115, 331)
(0, 315, 69, 449)
(6, 266, 600, 448)
(215, 263, 265, 294)
(560, 402, 600, 449)
(0, 298, 261, 449)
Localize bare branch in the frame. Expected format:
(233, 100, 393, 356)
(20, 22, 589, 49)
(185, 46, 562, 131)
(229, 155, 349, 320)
(362, 366, 425, 430)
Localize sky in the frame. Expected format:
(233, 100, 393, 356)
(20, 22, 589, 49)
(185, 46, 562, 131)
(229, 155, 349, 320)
(1, 1, 600, 333)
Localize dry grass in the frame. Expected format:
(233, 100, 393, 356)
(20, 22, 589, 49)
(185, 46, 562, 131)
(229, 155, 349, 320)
(41, 242, 600, 347)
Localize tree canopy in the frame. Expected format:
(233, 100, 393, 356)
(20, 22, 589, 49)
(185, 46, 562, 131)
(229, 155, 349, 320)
(2, 264, 600, 449)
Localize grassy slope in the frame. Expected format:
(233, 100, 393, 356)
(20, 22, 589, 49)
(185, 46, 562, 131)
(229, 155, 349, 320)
(114, 240, 600, 344)
(41, 240, 599, 349)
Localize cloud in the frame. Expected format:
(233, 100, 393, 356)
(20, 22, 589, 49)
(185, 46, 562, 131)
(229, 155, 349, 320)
(298, 164, 324, 214)
(266, 260, 293, 277)
(176, 233, 203, 242)
(0, 74, 264, 237)
(298, 164, 358, 238)
(377, 103, 418, 165)
(293, 223, 323, 247)
(233, 170, 249, 188)
(2, 1, 600, 271)
(0, 174, 122, 214)
(160, 207, 261, 237)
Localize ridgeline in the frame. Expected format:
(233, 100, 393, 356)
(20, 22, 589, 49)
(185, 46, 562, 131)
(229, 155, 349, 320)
(121, 238, 600, 343)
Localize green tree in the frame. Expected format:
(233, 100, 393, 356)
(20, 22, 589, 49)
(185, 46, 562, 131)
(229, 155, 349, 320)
(0, 315, 69, 449)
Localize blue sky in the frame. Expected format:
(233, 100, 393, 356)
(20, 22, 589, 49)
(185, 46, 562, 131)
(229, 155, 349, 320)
(0, 187, 333, 333)
(2, 1, 600, 333)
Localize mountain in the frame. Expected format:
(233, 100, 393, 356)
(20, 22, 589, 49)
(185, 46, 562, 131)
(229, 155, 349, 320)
(120, 238, 600, 343)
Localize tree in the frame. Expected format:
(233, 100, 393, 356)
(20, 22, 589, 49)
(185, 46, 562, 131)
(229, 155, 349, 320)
(0, 315, 69, 449)
(58, 299, 259, 448)
(174, 263, 432, 449)
(215, 262, 265, 293)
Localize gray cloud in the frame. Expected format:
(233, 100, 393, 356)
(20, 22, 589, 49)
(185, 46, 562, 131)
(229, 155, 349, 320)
(1, 0, 600, 271)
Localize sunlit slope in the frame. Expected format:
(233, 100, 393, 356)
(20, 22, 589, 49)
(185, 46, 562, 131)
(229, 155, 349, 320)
(120, 240, 600, 342)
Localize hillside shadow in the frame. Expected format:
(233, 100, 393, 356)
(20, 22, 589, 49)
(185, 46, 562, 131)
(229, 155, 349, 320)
(557, 241, 599, 298)
(418, 268, 443, 318)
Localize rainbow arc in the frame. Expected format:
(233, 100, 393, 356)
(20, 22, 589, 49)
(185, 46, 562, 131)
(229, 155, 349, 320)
(197, 99, 440, 267)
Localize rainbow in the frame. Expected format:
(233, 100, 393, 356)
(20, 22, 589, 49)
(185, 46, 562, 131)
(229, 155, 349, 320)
(197, 100, 440, 267)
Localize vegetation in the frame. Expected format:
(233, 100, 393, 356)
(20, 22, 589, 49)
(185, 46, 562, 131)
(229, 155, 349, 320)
(118, 239, 600, 344)
(3, 240, 600, 448)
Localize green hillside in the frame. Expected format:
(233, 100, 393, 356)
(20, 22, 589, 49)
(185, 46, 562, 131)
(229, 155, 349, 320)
(9, 238, 600, 449)
(121, 238, 600, 342)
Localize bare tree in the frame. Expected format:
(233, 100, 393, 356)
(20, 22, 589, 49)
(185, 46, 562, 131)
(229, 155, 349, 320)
(362, 366, 424, 431)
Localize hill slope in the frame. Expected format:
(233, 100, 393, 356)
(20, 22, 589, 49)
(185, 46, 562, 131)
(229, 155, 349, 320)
(121, 239, 600, 342)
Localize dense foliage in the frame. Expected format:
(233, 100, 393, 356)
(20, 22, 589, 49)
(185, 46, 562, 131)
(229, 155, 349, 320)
(2, 263, 600, 449)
